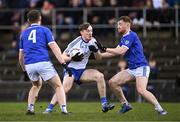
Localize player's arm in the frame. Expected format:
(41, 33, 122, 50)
(106, 46, 128, 55)
(18, 34, 25, 71)
(88, 42, 116, 60)
(48, 42, 66, 64)
(19, 50, 25, 71)
(98, 52, 116, 59)
(62, 52, 71, 62)
(49, 42, 72, 76)
(96, 41, 128, 56)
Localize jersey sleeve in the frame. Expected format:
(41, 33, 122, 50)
(44, 28, 55, 45)
(119, 35, 134, 49)
(64, 37, 81, 54)
(19, 34, 23, 51)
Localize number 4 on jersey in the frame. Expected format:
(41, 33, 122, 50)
(28, 30, 36, 43)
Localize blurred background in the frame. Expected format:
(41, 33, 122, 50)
(0, 0, 179, 103)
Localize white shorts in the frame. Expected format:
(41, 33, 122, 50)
(25, 61, 57, 82)
(126, 66, 150, 78)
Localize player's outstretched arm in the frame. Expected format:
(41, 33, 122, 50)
(94, 41, 118, 58)
(106, 46, 128, 55)
(100, 52, 116, 58)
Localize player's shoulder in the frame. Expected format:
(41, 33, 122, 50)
(92, 37, 97, 41)
(72, 36, 82, 42)
(122, 31, 137, 40)
(37, 25, 51, 32)
(129, 31, 138, 37)
(29, 25, 51, 31)
(68, 36, 82, 47)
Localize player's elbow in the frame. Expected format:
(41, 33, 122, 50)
(95, 53, 102, 60)
(95, 56, 102, 61)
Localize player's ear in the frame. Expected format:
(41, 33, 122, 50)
(27, 19, 30, 23)
(80, 30, 83, 35)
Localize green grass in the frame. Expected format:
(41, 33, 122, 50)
(0, 102, 179, 121)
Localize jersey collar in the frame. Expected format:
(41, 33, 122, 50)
(81, 36, 89, 43)
(31, 23, 40, 26)
(123, 30, 131, 37)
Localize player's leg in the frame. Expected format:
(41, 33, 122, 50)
(47, 74, 68, 114)
(44, 75, 74, 113)
(80, 69, 114, 112)
(108, 70, 134, 113)
(26, 78, 42, 115)
(136, 76, 167, 115)
(25, 63, 43, 115)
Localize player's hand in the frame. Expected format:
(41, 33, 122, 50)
(62, 63, 72, 77)
(23, 71, 30, 81)
(88, 45, 98, 53)
(71, 52, 84, 61)
(95, 41, 106, 52)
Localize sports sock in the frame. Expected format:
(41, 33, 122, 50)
(60, 105, 67, 113)
(100, 97, 108, 106)
(28, 104, 34, 112)
(121, 100, 129, 105)
(155, 104, 163, 112)
(47, 104, 54, 110)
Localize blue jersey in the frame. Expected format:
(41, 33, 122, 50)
(118, 31, 148, 69)
(19, 24, 55, 65)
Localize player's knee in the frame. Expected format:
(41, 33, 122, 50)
(95, 72, 104, 82)
(53, 82, 61, 90)
(137, 87, 146, 96)
(63, 86, 70, 93)
(32, 81, 42, 88)
(108, 79, 117, 87)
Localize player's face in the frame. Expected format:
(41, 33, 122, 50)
(117, 20, 129, 34)
(80, 25, 93, 42)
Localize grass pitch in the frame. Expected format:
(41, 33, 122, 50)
(0, 102, 179, 121)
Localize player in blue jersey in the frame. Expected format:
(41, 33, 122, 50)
(94, 16, 167, 115)
(19, 10, 72, 115)
(43, 23, 114, 113)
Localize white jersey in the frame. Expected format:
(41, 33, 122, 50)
(64, 36, 97, 69)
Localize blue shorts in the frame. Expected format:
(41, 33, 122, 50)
(64, 68, 85, 85)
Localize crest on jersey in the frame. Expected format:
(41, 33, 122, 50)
(125, 40, 129, 45)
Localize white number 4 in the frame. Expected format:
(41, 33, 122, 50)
(28, 29, 36, 43)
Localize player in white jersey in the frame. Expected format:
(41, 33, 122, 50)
(43, 23, 114, 113)
(19, 10, 72, 115)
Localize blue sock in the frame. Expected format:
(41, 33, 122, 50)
(100, 97, 108, 106)
(47, 104, 54, 110)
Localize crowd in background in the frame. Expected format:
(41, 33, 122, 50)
(0, 0, 179, 26)
(0, 0, 179, 52)
(0, 0, 179, 9)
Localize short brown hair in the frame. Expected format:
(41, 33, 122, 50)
(118, 16, 132, 25)
(27, 10, 41, 23)
(79, 22, 91, 31)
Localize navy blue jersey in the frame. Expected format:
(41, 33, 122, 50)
(119, 31, 148, 69)
(19, 24, 55, 65)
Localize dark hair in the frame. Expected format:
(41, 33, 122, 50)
(79, 22, 91, 31)
(27, 10, 41, 23)
(118, 16, 132, 25)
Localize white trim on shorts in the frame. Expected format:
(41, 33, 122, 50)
(25, 61, 57, 82)
(126, 66, 150, 78)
